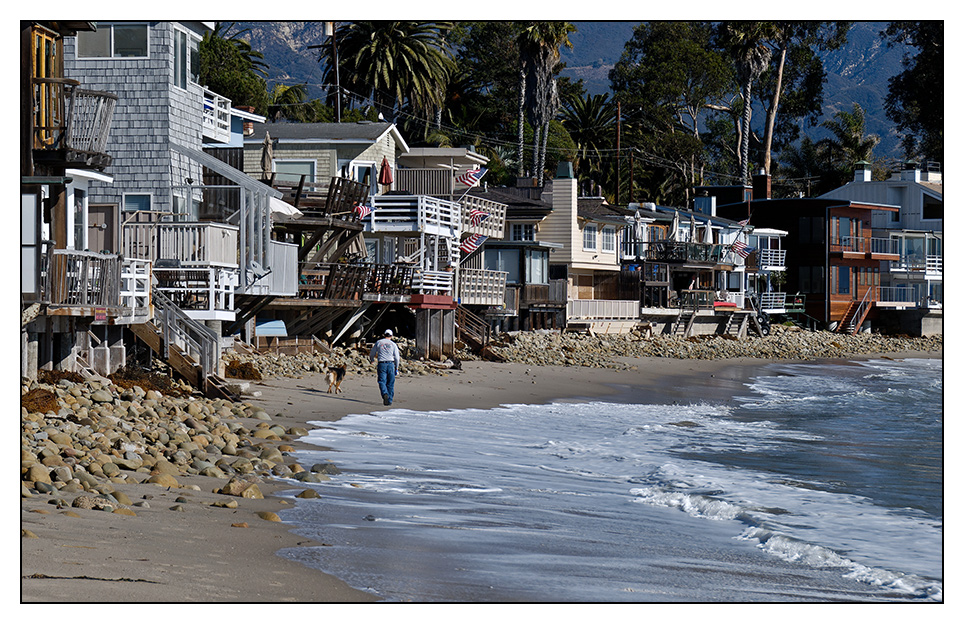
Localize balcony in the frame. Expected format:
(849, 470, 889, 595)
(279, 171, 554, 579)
(42, 248, 119, 310)
(32, 78, 116, 169)
(298, 262, 415, 301)
(876, 285, 923, 309)
(831, 236, 900, 259)
(459, 268, 507, 306)
(202, 88, 231, 144)
(642, 241, 724, 265)
(124, 219, 239, 267)
(461, 194, 506, 238)
(757, 248, 786, 271)
(369, 195, 461, 239)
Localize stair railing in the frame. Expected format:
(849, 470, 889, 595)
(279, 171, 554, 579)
(152, 290, 220, 378)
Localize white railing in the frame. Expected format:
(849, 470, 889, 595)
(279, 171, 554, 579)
(567, 299, 639, 321)
(758, 291, 787, 312)
(245, 240, 298, 296)
(877, 285, 923, 306)
(870, 237, 900, 255)
(202, 87, 231, 144)
(152, 266, 238, 320)
(370, 195, 462, 239)
(758, 248, 786, 269)
(461, 194, 507, 239)
(724, 291, 746, 309)
(395, 168, 452, 196)
(124, 221, 239, 267)
(459, 268, 507, 306)
(119, 258, 152, 319)
(412, 269, 454, 295)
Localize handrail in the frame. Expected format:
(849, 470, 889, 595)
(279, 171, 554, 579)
(152, 289, 220, 378)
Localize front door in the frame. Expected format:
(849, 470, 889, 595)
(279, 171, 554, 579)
(88, 204, 118, 254)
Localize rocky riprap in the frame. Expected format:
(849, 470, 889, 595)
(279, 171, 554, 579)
(224, 326, 942, 379)
(21, 376, 335, 511)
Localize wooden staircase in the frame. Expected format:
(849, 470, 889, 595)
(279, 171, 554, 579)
(672, 309, 696, 338)
(131, 291, 237, 400)
(455, 305, 491, 352)
(836, 289, 874, 335)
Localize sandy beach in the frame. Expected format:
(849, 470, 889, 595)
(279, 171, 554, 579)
(19, 350, 940, 604)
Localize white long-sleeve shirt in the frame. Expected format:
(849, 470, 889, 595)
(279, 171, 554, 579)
(369, 338, 401, 368)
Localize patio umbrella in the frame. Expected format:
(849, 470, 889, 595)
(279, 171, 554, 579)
(689, 214, 696, 242)
(261, 132, 274, 181)
(633, 209, 645, 241)
(378, 156, 393, 189)
(670, 210, 680, 241)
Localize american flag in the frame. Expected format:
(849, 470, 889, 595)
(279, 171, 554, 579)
(731, 240, 755, 258)
(468, 209, 490, 226)
(459, 233, 488, 255)
(353, 203, 374, 219)
(456, 167, 487, 187)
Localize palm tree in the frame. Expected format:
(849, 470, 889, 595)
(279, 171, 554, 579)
(821, 103, 880, 166)
(560, 92, 617, 192)
(719, 22, 775, 184)
(320, 22, 455, 123)
(518, 22, 575, 185)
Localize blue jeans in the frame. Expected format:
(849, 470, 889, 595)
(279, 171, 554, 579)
(377, 361, 396, 404)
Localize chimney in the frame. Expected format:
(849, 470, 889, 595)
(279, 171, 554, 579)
(752, 169, 771, 200)
(693, 194, 716, 217)
(854, 161, 872, 182)
(901, 161, 921, 182)
(551, 162, 578, 232)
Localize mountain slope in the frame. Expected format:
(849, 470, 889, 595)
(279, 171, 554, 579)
(236, 21, 911, 160)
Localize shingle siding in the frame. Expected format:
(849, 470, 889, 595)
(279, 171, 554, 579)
(64, 21, 207, 213)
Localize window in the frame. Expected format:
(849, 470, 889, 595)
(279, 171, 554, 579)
(583, 224, 597, 251)
(273, 160, 315, 185)
(174, 28, 199, 89)
(836, 265, 851, 295)
(922, 194, 942, 220)
(512, 223, 535, 241)
(77, 23, 149, 58)
(72, 189, 86, 250)
(123, 193, 151, 212)
(526, 249, 548, 284)
(601, 227, 615, 253)
(484, 248, 520, 283)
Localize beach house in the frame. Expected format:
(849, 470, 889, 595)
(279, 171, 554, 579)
(56, 20, 295, 395)
(713, 173, 899, 333)
(817, 161, 942, 336)
(240, 125, 509, 359)
(21, 21, 153, 380)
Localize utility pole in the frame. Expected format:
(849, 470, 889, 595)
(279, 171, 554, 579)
(616, 100, 621, 205)
(309, 22, 341, 122)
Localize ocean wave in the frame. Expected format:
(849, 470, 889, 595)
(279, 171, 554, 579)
(629, 482, 943, 601)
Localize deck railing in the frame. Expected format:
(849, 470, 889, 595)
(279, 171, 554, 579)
(119, 258, 153, 319)
(567, 299, 639, 321)
(645, 241, 723, 264)
(124, 220, 239, 267)
(42, 249, 120, 308)
(32, 78, 116, 165)
(153, 290, 220, 379)
(877, 285, 924, 307)
(413, 269, 454, 295)
(369, 195, 462, 239)
(461, 194, 506, 239)
(458, 268, 507, 306)
(152, 266, 237, 318)
(832, 236, 900, 255)
(395, 168, 452, 196)
(757, 249, 786, 269)
(202, 88, 232, 144)
(299, 262, 415, 300)
(757, 291, 787, 312)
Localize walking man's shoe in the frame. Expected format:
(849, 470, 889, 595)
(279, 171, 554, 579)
(383, 395, 391, 406)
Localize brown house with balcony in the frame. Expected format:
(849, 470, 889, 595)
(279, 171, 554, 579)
(715, 196, 899, 332)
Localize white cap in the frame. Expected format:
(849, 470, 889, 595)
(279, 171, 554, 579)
(383, 329, 393, 336)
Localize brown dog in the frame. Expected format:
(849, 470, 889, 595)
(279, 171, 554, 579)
(326, 366, 346, 394)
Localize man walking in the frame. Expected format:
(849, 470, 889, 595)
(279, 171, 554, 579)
(369, 329, 401, 405)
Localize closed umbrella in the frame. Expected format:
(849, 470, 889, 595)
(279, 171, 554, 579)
(378, 156, 393, 190)
(261, 132, 274, 181)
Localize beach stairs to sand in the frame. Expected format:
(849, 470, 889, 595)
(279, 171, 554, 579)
(672, 310, 697, 338)
(129, 292, 238, 401)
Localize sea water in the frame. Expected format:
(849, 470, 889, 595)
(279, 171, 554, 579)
(277, 358, 942, 602)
